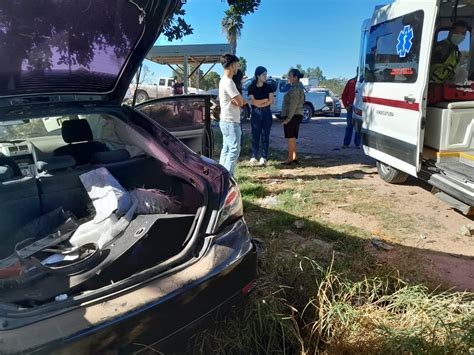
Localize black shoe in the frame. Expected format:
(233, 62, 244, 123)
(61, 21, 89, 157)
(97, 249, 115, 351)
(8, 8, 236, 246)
(292, 159, 300, 165)
(281, 160, 293, 166)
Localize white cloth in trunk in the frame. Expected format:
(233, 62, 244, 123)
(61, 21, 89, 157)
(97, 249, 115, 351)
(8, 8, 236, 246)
(79, 167, 131, 222)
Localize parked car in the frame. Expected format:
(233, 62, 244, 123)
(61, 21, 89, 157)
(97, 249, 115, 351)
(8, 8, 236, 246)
(131, 77, 207, 103)
(309, 87, 342, 117)
(0, 0, 258, 353)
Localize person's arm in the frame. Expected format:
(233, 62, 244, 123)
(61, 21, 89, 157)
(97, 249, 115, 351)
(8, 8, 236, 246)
(267, 91, 274, 106)
(431, 42, 451, 64)
(341, 82, 350, 108)
(283, 88, 300, 124)
(251, 85, 274, 107)
(250, 95, 271, 107)
(226, 79, 245, 107)
(231, 95, 245, 107)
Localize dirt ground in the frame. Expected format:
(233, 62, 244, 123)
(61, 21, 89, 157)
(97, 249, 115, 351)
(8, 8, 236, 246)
(242, 112, 474, 290)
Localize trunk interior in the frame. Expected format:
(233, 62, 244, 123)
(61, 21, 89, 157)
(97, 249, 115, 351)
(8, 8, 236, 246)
(0, 114, 205, 309)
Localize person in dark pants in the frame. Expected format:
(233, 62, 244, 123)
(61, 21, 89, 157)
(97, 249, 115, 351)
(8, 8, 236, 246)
(172, 77, 184, 96)
(341, 76, 361, 149)
(248, 66, 274, 166)
(281, 69, 305, 165)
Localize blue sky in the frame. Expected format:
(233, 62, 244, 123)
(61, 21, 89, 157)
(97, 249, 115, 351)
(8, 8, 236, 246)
(145, 0, 390, 82)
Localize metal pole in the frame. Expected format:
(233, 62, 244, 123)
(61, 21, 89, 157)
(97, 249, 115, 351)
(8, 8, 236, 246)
(197, 70, 200, 91)
(183, 55, 189, 94)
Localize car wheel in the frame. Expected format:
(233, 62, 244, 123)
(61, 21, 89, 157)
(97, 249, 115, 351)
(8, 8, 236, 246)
(136, 90, 149, 103)
(376, 161, 409, 184)
(302, 103, 313, 123)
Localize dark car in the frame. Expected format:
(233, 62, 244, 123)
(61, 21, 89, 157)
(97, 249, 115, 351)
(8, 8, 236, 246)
(0, 1, 257, 353)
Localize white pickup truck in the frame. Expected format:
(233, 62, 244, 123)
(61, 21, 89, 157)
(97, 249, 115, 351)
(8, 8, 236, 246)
(130, 77, 206, 103)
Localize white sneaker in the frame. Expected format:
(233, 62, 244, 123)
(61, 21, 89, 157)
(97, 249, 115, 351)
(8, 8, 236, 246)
(258, 158, 267, 166)
(249, 158, 258, 166)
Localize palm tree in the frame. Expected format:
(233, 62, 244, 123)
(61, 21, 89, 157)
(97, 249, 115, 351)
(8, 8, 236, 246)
(221, 10, 243, 55)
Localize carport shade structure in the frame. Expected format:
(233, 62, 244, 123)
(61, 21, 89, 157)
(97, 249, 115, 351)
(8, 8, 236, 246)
(146, 44, 231, 94)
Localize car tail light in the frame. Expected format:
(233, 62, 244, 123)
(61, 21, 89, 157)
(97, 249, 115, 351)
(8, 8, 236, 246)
(242, 280, 257, 295)
(214, 177, 243, 232)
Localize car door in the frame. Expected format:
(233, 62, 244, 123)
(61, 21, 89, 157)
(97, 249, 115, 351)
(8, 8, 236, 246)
(359, 2, 437, 176)
(166, 79, 174, 97)
(353, 19, 371, 133)
(272, 79, 286, 113)
(136, 95, 214, 158)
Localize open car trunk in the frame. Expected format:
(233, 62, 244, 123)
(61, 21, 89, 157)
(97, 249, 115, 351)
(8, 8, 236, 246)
(0, 151, 205, 309)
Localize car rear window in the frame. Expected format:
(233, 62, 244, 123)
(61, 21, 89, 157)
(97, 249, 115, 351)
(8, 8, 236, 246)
(0, 0, 144, 96)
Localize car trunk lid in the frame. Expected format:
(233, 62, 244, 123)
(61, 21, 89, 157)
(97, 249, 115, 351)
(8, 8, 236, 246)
(0, 0, 179, 111)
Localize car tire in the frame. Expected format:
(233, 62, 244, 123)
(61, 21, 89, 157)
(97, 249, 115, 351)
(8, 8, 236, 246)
(302, 103, 313, 123)
(376, 161, 409, 184)
(136, 90, 149, 103)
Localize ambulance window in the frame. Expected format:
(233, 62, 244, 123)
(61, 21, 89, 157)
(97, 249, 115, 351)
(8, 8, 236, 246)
(365, 10, 424, 83)
(359, 30, 369, 82)
(437, 29, 470, 66)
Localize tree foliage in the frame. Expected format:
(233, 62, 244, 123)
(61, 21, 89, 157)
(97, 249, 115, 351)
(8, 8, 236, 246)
(319, 78, 348, 97)
(221, 1, 261, 54)
(135, 64, 155, 85)
(286, 65, 348, 96)
(164, 1, 261, 49)
(0, 0, 143, 91)
(287, 65, 326, 82)
(239, 56, 248, 76)
(201, 71, 221, 90)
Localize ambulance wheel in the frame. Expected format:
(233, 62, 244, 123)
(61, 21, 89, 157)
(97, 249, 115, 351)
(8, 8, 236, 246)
(377, 161, 408, 184)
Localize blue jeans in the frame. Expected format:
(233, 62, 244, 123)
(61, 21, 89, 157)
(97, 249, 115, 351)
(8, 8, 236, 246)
(251, 107, 273, 160)
(219, 121, 242, 176)
(343, 107, 361, 146)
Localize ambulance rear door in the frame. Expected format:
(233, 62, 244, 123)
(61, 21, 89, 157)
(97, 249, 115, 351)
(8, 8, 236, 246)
(360, 0, 438, 176)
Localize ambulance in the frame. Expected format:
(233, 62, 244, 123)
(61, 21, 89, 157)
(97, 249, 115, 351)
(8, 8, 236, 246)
(354, 0, 474, 214)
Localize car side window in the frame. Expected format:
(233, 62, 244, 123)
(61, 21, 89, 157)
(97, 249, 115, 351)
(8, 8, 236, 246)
(159, 78, 166, 86)
(365, 10, 424, 83)
(138, 97, 208, 132)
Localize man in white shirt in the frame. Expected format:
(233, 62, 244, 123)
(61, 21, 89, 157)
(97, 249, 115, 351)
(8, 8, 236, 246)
(218, 54, 245, 176)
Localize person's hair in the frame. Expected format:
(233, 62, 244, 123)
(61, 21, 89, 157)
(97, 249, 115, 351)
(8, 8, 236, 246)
(174, 76, 178, 80)
(233, 69, 244, 94)
(254, 66, 267, 80)
(452, 20, 469, 31)
(220, 53, 239, 69)
(288, 68, 304, 80)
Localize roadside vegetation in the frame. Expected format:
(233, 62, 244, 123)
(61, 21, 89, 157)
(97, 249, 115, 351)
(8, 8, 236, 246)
(194, 129, 474, 354)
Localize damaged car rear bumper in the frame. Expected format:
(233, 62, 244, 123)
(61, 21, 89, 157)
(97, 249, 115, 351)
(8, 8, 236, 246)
(0, 218, 257, 354)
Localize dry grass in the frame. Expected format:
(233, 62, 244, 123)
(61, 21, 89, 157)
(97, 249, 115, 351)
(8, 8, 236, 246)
(196, 128, 474, 354)
(195, 254, 474, 354)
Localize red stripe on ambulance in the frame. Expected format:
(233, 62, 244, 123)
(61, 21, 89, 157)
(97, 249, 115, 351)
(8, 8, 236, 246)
(363, 96, 419, 111)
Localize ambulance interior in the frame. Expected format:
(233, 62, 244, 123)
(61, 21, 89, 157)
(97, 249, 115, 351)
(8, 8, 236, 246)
(425, 0, 474, 181)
